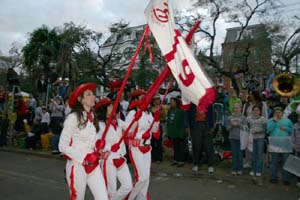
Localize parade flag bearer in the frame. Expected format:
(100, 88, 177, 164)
(95, 97, 133, 200)
(125, 89, 160, 200)
(59, 82, 108, 200)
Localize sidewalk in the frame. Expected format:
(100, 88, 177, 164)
(0, 145, 267, 185)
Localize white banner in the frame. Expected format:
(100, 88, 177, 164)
(145, 0, 215, 112)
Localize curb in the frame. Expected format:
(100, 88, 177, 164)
(0, 147, 262, 184)
(0, 147, 64, 161)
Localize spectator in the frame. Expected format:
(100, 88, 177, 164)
(25, 106, 35, 126)
(64, 99, 71, 117)
(48, 65, 60, 86)
(266, 67, 281, 92)
(40, 106, 50, 134)
(125, 77, 136, 94)
(0, 85, 8, 114)
(28, 118, 41, 150)
(239, 91, 247, 105)
(49, 96, 64, 154)
(6, 68, 20, 92)
(228, 89, 242, 115)
(150, 95, 164, 163)
(242, 91, 269, 168)
(215, 86, 229, 113)
(226, 103, 247, 175)
(37, 74, 48, 102)
(185, 104, 215, 173)
(167, 97, 186, 167)
(0, 114, 9, 147)
(292, 113, 300, 188)
(47, 65, 60, 99)
(34, 100, 43, 123)
(28, 94, 37, 110)
(283, 99, 300, 124)
(58, 78, 70, 101)
(14, 94, 27, 133)
(247, 105, 267, 178)
(120, 94, 129, 119)
(267, 106, 293, 185)
(243, 91, 268, 120)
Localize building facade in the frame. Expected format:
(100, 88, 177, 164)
(221, 24, 272, 92)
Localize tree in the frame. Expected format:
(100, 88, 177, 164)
(55, 22, 94, 88)
(92, 21, 132, 87)
(176, 0, 278, 94)
(0, 42, 23, 71)
(0, 43, 23, 87)
(22, 25, 60, 76)
(21, 21, 140, 91)
(267, 18, 300, 72)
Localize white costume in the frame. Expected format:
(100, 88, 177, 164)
(98, 120, 132, 200)
(59, 112, 108, 200)
(125, 110, 159, 200)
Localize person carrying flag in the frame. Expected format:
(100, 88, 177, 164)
(125, 89, 160, 200)
(95, 97, 133, 200)
(58, 82, 108, 200)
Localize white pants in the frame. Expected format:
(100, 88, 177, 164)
(102, 158, 133, 200)
(127, 147, 151, 200)
(65, 160, 108, 200)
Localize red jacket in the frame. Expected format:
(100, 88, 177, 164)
(16, 99, 27, 115)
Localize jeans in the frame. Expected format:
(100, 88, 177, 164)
(270, 152, 290, 181)
(230, 139, 243, 172)
(191, 122, 215, 167)
(151, 126, 163, 162)
(251, 138, 265, 174)
(173, 138, 186, 162)
(51, 134, 60, 151)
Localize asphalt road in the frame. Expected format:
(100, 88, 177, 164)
(0, 151, 299, 200)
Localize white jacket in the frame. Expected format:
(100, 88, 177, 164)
(59, 112, 98, 164)
(125, 110, 159, 145)
(98, 120, 126, 159)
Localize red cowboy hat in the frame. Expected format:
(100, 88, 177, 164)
(130, 89, 146, 98)
(68, 82, 97, 108)
(95, 97, 112, 110)
(109, 79, 122, 92)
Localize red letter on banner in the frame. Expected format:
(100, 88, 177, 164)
(179, 59, 195, 86)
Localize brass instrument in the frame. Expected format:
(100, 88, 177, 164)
(272, 73, 300, 97)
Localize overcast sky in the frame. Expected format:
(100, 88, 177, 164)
(0, 0, 299, 55)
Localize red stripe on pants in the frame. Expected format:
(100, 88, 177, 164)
(69, 165, 77, 200)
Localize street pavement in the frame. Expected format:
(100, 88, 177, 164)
(0, 148, 299, 200)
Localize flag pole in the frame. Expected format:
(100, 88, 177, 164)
(97, 25, 150, 150)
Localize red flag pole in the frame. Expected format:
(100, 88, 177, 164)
(96, 25, 150, 150)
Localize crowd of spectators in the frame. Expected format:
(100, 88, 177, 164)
(0, 69, 300, 189)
